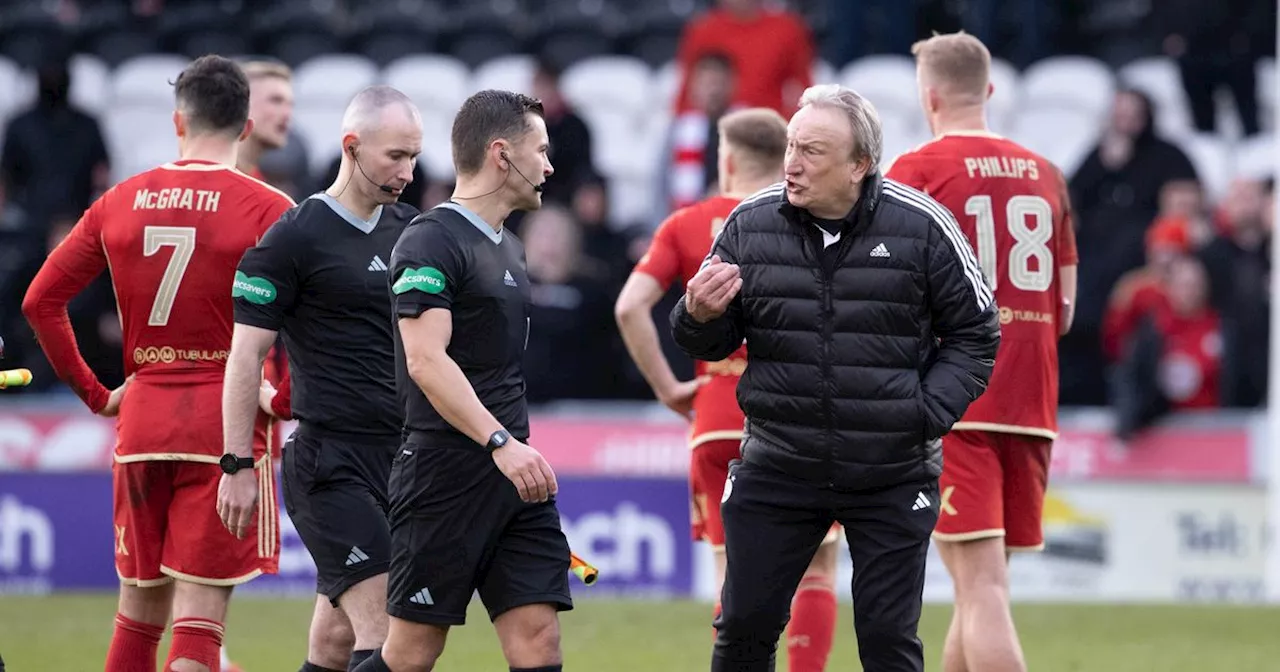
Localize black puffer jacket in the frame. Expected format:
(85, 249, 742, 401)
(671, 175, 1000, 491)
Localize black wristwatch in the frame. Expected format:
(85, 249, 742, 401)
(485, 429, 511, 452)
(219, 453, 255, 475)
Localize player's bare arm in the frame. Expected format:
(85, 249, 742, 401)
(615, 272, 704, 418)
(399, 308, 558, 504)
(1059, 264, 1078, 336)
(217, 323, 276, 539)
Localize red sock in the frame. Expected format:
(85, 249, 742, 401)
(105, 613, 165, 672)
(786, 578, 837, 672)
(165, 617, 225, 671)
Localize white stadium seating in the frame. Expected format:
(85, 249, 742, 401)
(0, 51, 1268, 225)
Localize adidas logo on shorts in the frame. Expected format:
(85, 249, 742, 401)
(408, 587, 434, 605)
(345, 546, 369, 566)
(911, 491, 931, 511)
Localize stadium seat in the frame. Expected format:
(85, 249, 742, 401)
(178, 32, 253, 61)
(584, 109, 651, 181)
(0, 4, 69, 69)
(1118, 56, 1195, 139)
(1233, 133, 1275, 180)
(103, 106, 182, 181)
(155, 1, 241, 55)
(560, 56, 652, 119)
(346, 2, 441, 67)
(472, 55, 536, 96)
(813, 59, 837, 85)
(1021, 56, 1115, 120)
(878, 112, 930, 173)
(653, 60, 680, 111)
(69, 54, 111, 114)
(0, 55, 32, 122)
(290, 105, 347, 176)
(1013, 106, 1101, 175)
(84, 30, 163, 69)
(840, 55, 920, 117)
(248, 2, 341, 68)
(986, 58, 1020, 133)
(616, 3, 689, 68)
(1257, 57, 1274, 132)
(610, 173, 660, 227)
(1177, 133, 1232, 202)
(528, 2, 623, 67)
(382, 54, 471, 119)
(112, 54, 191, 107)
(442, 1, 523, 69)
(293, 55, 379, 106)
(417, 110, 456, 181)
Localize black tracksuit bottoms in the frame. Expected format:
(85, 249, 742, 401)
(712, 457, 941, 672)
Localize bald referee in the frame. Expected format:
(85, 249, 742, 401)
(355, 90, 571, 672)
(221, 85, 423, 672)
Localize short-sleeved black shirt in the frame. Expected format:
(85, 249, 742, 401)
(389, 201, 531, 444)
(234, 194, 419, 436)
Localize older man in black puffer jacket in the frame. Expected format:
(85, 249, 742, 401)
(672, 84, 1000, 672)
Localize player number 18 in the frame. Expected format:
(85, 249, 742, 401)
(143, 226, 196, 326)
(964, 194, 1053, 293)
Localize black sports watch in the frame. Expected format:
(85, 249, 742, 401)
(219, 453, 255, 475)
(486, 429, 511, 452)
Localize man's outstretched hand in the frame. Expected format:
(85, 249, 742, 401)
(685, 255, 742, 323)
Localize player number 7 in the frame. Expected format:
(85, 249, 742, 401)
(143, 226, 197, 327)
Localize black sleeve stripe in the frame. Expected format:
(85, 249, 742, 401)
(883, 180, 994, 310)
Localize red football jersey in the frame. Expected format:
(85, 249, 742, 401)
(634, 195, 748, 447)
(24, 160, 294, 456)
(887, 132, 1079, 438)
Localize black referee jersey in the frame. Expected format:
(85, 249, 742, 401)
(234, 193, 419, 435)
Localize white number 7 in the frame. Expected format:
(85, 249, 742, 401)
(143, 226, 197, 326)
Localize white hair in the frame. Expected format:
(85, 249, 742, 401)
(341, 85, 421, 135)
(797, 84, 883, 170)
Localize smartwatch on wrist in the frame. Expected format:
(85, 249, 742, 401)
(486, 429, 511, 452)
(219, 453, 255, 475)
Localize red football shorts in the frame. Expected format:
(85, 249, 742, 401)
(933, 429, 1052, 551)
(690, 438, 840, 547)
(113, 383, 279, 586)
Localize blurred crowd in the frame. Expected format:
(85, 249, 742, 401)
(0, 0, 1276, 436)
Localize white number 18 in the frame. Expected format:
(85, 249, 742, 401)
(964, 194, 1054, 293)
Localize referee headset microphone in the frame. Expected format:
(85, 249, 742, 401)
(503, 150, 544, 193)
(349, 143, 397, 194)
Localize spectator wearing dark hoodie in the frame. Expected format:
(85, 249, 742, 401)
(0, 52, 110, 241)
(1063, 88, 1198, 405)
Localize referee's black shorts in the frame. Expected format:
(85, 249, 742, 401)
(281, 423, 397, 606)
(386, 431, 574, 626)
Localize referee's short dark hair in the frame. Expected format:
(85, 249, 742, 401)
(451, 89, 545, 177)
(173, 54, 251, 136)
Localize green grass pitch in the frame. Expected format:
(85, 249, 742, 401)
(3, 594, 1280, 671)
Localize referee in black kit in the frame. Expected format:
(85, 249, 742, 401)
(220, 85, 423, 672)
(673, 84, 1000, 672)
(353, 90, 571, 672)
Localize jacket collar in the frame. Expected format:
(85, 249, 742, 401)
(779, 171, 882, 232)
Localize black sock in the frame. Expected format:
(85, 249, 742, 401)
(511, 666, 563, 672)
(348, 649, 375, 672)
(351, 649, 392, 672)
(300, 663, 344, 672)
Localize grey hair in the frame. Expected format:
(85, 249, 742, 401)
(797, 84, 883, 170)
(341, 85, 421, 135)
